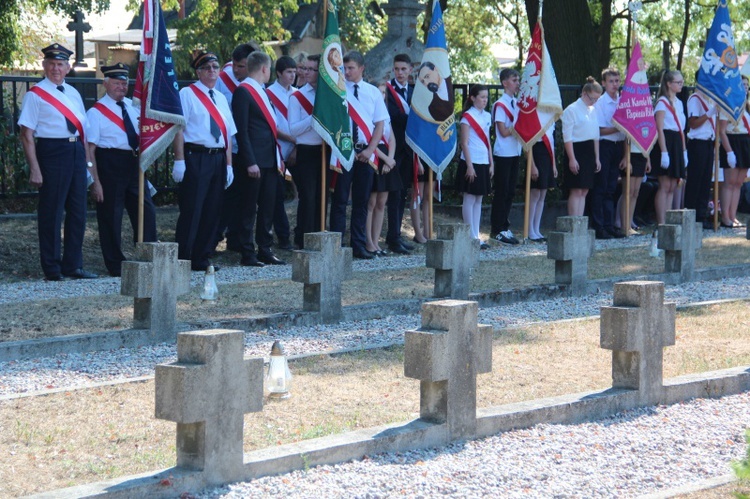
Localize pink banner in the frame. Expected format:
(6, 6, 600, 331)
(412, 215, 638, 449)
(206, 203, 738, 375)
(612, 41, 657, 156)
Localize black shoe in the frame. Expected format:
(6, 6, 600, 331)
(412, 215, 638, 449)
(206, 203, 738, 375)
(109, 270, 122, 278)
(398, 238, 414, 251)
(63, 268, 98, 279)
(375, 249, 389, 257)
(608, 228, 626, 239)
(45, 274, 62, 281)
(240, 255, 265, 267)
(387, 242, 410, 255)
(277, 239, 293, 250)
(191, 264, 220, 272)
(412, 236, 427, 244)
(480, 242, 490, 250)
(595, 229, 613, 240)
(258, 253, 286, 265)
(720, 221, 735, 228)
(353, 249, 375, 259)
(702, 220, 715, 230)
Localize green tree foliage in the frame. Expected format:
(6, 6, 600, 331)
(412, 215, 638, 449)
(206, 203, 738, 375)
(443, 0, 501, 81)
(0, 0, 22, 68)
(338, 0, 387, 53)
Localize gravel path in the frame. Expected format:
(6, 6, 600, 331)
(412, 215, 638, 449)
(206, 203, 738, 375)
(200, 392, 750, 498)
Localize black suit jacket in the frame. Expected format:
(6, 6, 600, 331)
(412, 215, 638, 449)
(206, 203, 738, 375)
(386, 79, 414, 162)
(232, 84, 277, 169)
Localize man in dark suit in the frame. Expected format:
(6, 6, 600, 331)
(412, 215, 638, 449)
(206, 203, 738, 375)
(232, 51, 286, 266)
(384, 53, 415, 254)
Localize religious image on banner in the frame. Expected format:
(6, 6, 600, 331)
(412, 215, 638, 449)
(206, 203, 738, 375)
(612, 40, 657, 156)
(405, 0, 456, 179)
(696, 0, 744, 122)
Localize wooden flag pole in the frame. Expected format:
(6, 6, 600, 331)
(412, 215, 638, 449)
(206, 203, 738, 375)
(523, 149, 532, 240)
(624, 141, 631, 237)
(427, 168, 433, 239)
(138, 169, 144, 243)
(320, 146, 327, 231)
(713, 121, 720, 231)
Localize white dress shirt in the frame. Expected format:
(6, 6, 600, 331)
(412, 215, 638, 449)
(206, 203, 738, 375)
(686, 94, 715, 140)
(492, 93, 522, 157)
(563, 98, 600, 143)
(289, 84, 321, 145)
(86, 94, 139, 150)
(179, 80, 237, 148)
(18, 78, 87, 138)
(719, 108, 750, 135)
(346, 79, 389, 140)
(654, 96, 686, 132)
(595, 91, 625, 142)
(266, 80, 296, 159)
(460, 106, 492, 164)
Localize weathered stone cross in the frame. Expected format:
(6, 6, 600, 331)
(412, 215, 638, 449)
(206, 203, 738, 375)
(291, 231, 352, 323)
(121, 242, 191, 340)
(600, 281, 676, 406)
(547, 216, 595, 294)
(425, 223, 479, 299)
(658, 209, 702, 282)
(66, 10, 91, 68)
(404, 300, 493, 439)
(155, 329, 264, 484)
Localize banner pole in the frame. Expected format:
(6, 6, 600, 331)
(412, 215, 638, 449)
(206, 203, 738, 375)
(523, 149, 532, 241)
(713, 122, 720, 231)
(138, 169, 144, 243)
(320, 146, 326, 231)
(624, 141, 631, 238)
(427, 168, 433, 239)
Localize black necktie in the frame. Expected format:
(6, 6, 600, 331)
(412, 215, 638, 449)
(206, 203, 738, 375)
(397, 85, 405, 98)
(511, 99, 515, 109)
(352, 84, 360, 145)
(207, 89, 221, 143)
(116, 101, 140, 152)
(56, 85, 78, 135)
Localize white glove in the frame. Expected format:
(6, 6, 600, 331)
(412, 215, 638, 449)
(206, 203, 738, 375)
(660, 152, 670, 169)
(683, 150, 689, 168)
(707, 106, 718, 118)
(225, 165, 234, 189)
(147, 180, 157, 197)
(172, 160, 186, 183)
(727, 151, 737, 168)
(86, 170, 94, 188)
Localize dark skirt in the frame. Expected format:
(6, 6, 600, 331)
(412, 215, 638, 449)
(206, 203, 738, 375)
(372, 145, 404, 193)
(455, 159, 491, 195)
(531, 141, 555, 190)
(630, 151, 648, 178)
(653, 129, 686, 179)
(565, 140, 596, 190)
(720, 133, 750, 169)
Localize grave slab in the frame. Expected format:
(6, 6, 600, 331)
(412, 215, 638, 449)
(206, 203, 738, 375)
(547, 216, 595, 294)
(425, 224, 480, 299)
(658, 209, 702, 281)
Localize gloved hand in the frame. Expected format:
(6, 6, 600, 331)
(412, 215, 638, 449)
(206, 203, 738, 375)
(683, 150, 689, 168)
(147, 180, 157, 197)
(707, 106, 718, 118)
(86, 170, 94, 188)
(225, 165, 234, 189)
(727, 151, 737, 168)
(660, 152, 670, 169)
(172, 160, 186, 183)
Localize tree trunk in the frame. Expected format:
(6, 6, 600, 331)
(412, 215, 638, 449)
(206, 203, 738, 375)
(525, 0, 599, 85)
(598, 0, 612, 72)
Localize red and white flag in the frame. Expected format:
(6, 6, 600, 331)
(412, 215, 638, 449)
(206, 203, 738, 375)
(514, 20, 562, 154)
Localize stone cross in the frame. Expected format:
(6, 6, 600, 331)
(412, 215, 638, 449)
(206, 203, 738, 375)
(600, 281, 676, 406)
(121, 242, 191, 340)
(404, 300, 493, 440)
(291, 232, 352, 323)
(658, 209, 702, 282)
(155, 329, 264, 484)
(66, 10, 91, 68)
(425, 224, 479, 300)
(547, 216, 595, 294)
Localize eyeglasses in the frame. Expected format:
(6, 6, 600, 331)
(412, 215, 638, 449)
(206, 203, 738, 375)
(199, 65, 220, 71)
(671, 80, 684, 85)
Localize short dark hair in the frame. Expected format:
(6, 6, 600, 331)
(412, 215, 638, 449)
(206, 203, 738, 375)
(499, 68, 520, 82)
(343, 50, 365, 67)
(275, 55, 296, 75)
(247, 51, 271, 74)
(232, 42, 260, 62)
(307, 54, 321, 64)
(393, 53, 411, 65)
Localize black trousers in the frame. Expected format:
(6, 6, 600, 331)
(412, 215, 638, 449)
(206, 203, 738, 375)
(490, 154, 520, 235)
(291, 144, 326, 248)
(685, 138, 715, 221)
(36, 138, 87, 277)
(176, 148, 225, 269)
(330, 158, 374, 253)
(94, 148, 157, 276)
(590, 140, 624, 231)
(386, 151, 411, 244)
(235, 164, 278, 257)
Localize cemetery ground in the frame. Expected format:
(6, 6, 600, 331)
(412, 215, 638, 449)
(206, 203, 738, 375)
(0, 301, 749, 496)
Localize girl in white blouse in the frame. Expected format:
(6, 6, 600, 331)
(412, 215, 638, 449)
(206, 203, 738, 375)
(653, 70, 686, 225)
(562, 77, 602, 216)
(717, 75, 750, 228)
(458, 84, 494, 247)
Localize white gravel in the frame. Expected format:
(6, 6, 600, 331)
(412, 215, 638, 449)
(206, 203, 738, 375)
(200, 392, 750, 498)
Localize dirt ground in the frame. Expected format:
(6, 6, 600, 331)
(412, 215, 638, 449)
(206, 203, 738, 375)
(1, 301, 749, 497)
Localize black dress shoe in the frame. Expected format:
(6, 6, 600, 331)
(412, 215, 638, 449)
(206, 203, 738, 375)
(608, 228, 626, 239)
(720, 221, 735, 228)
(353, 249, 375, 259)
(375, 249, 389, 257)
(240, 255, 265, 267)
(45, 274, 62, 281)
(387, 242, 410, 255)
(277, 240, 293, 250)
(398, 238, 414, 251)
(258, 253, 286, 265)
(63, 268, 98, 279)
(595, 229, 613, 240)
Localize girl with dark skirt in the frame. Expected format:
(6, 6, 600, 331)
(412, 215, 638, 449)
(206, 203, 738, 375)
(615, 142, 651, 235)
(562, 76, 602, 216)
(528, 124, 557, 241)
(717, 75, 750, 228)
(653, 70, 686, 225)
(457, 84, 493, 248)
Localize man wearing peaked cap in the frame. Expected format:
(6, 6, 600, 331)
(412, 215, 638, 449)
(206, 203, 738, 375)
(172, 50, 237, 272)
(85, 62, 158, 277)
(18, 42, 98, 281)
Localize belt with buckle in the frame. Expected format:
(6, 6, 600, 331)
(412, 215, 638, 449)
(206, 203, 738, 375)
(354, 143, 368, 152)
(185, 143, 224, 154)
(38, 136, 79, 143)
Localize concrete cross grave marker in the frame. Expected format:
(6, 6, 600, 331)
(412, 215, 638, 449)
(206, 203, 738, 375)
(404, 300, 493, 440)
(425, 224, 480, 299)
(658, 209, 702, 282)
(66, 10, 91, 68)
(547, 216, 595, 294)
(291, 232, 352, 323)
(121, 242, 191, 340)
(155, 329, 264, 484)
(600, 281, 676, 406)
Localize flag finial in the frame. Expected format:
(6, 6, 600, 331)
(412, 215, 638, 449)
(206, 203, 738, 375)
(629, 1, 643, 23)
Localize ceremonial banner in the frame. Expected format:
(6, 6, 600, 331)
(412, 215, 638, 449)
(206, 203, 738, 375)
(612, 41, 657, 156)
(312, 0, 354, 171)
(514, 20, 562, 151)
(405, 0, 456, 180)
(133, 0, 184, 171)
(696, 0, 744, 122)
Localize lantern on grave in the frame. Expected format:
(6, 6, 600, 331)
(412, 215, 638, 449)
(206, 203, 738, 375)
(200, 265, 218, 300)
(266, 340, 292, 399)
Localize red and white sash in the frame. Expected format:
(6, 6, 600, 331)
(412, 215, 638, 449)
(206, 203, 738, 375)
(291, 90, 314, 115)
(348, 94, 377, 167)
(462, 110, 491, 156)
(658, 96, 686, 149)
(385, 81, 409, 115)
(29, 86, 85, 141)
(240, 81, 284, 173)
(219, 64, 237, 93)
(188, 84, 228, 147)
(492, 101, 514, 124)
(266, 87, 289, 120)
(92, 102, 126, 133)
(689, 93, 714, 132)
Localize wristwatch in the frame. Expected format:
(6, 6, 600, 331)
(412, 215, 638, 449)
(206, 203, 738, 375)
(86, 161, 93, 168)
